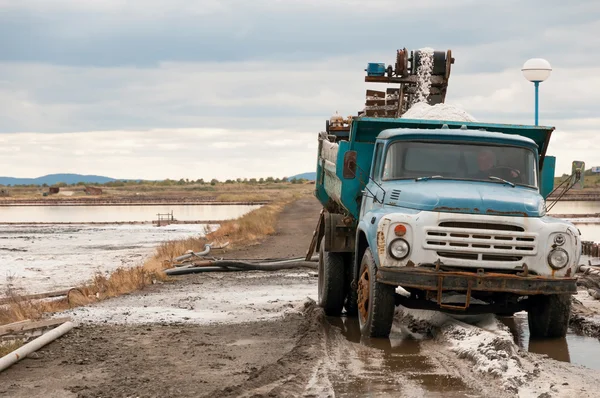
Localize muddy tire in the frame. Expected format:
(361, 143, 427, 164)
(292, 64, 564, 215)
(357, 247, 395, 338)
(318, 238, 345, 316)
(527, 294, 572, 338)
(345, 288, 359, 316)
(344, 253, 359, 316)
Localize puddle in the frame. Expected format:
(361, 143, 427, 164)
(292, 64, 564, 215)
(500, 313, 600, 370)
(326, 316, 478, 397)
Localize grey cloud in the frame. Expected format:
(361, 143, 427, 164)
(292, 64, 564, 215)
(1, 0, 599, 178)
(3, 0, 597, 70)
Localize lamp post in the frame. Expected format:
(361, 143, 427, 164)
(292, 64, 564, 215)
(521, 58, 552, 126)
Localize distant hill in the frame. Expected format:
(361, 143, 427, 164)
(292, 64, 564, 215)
(0, 174, 116, 186)
(290, 172, 316, 181)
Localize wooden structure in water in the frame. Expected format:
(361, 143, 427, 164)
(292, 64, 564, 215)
(154, 211, 175, 226)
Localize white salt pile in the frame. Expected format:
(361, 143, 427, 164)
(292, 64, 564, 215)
(405, 46, 478, 123)
(402, 102, 478, 122)
(413, 47, 435, 105)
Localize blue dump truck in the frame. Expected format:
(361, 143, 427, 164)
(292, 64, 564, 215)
(310, 48, 581, 339)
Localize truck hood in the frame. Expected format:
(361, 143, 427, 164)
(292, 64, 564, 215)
(382, 180, 544, 217)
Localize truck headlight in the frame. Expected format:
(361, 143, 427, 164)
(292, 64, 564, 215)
(389, 238, 410, 260)
(548, 248, 569, 270)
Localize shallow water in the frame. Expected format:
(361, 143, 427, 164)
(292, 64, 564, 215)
(327, 317, 478, 397)
(328, 311, 600, 397)
(500, 314, 600, 370)
(0, 223, 211, 295)
(0, 204, 260, 223)
(548, 201, 600, 215)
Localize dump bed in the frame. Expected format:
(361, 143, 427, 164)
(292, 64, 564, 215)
(314, 117, 555, 219)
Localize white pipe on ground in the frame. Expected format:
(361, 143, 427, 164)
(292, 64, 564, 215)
(0, 321, 75, 373)
(579, 265, 600, 276)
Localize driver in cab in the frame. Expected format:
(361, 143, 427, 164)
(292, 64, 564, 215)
(474, 149, 520, 181)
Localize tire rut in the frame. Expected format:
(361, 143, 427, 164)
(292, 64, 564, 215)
(209, 301, 327, 398)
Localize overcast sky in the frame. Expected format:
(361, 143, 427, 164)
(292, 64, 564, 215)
(1, 0, 599, 180)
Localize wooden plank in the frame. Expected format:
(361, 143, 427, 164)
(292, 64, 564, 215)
(365, 99, 386, 106)
(366, 89, 385, 98)
(0, 320, 32, 332)
(0, 317, 72, 337)
(305, 210, 325, 261)
(0, 289, 70, 305)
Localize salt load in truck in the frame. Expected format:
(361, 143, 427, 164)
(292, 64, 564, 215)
(307, 47, 582, 339)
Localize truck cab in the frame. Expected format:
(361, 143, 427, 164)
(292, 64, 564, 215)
(313, 118, 580, 339)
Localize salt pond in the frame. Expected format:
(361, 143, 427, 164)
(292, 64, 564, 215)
(0, 204, 259, 296)
(0, 223, 214, 295)
(0, 204, 261, 223)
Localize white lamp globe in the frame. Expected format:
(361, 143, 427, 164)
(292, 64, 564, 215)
(522, 58, 552, 82)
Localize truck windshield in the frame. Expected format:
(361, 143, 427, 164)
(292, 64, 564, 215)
(382, 141, 538, 188)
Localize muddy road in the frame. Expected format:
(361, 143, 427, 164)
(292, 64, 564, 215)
(2, 197, 600, 397)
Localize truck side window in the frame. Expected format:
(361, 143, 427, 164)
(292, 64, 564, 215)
(372, 143, 383, 180)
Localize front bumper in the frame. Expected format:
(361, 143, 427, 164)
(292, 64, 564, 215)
(377, 266, 577, 296)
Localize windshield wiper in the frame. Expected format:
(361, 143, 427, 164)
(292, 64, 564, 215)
(488, 176, 515, 188)
(415, 175, 444, 182)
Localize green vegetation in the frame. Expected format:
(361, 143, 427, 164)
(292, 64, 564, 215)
(554, 168, 600, 188)
(0, 176, 308, 188)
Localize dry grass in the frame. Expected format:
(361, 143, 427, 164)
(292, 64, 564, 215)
(214, 193, 272, 202)
(0, 340, 24, 357)
(154, 187, 310, 259)
(0, 265, 168, 326)
(154, 198, 294, 260)
(0, 188, 311, 327)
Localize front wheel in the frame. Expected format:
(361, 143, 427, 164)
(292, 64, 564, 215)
(527, 294, 572, 338)
(357, 247, 396, 337)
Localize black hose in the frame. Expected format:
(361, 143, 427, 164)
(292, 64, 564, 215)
(164, 260, 318, 276)
(165, 266, 244, 276)
(212, 260, 318, 271)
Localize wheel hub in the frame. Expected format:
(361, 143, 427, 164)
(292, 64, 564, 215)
(357, 266, 370, 322)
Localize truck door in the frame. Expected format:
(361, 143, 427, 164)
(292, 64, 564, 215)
(361, 142, 385, 218)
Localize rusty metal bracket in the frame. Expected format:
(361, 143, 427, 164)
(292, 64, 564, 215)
(436, 276, 472, 311)
(517, 263, 529, 277)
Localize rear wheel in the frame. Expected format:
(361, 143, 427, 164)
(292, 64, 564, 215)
(527, 294, 572, 338)
(318, 238, 345, 316)
(344, 253, 358, 316)
(357, 247, 396, 337)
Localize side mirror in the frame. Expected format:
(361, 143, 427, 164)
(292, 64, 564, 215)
(571, 160, 585, 190)
(343, 150, 357, 179)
